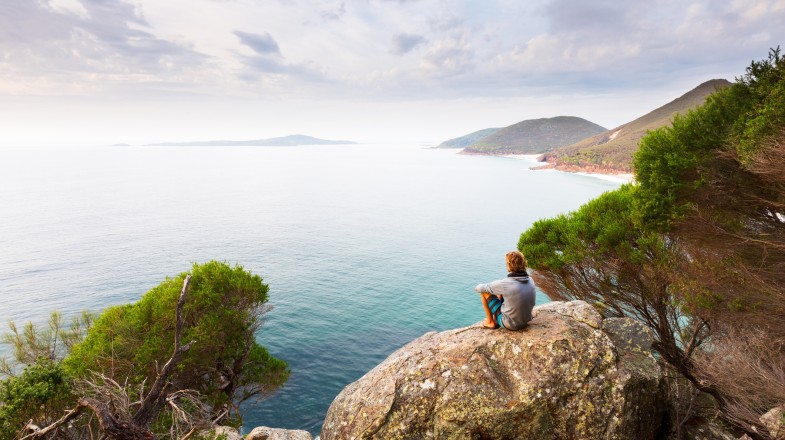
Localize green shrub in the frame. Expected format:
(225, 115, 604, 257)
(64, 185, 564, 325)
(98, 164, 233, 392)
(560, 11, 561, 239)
(0, 358, 74, 439)
(64, 261, 289, 419)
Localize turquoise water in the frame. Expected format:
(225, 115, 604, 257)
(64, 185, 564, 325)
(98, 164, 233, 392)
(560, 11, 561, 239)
(0, 144, 621, 434)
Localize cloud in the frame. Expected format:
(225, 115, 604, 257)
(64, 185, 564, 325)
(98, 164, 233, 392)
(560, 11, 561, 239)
(234, 31, 282, 56)
(2, 0, 785, 106)
(420, 31, 474, 75)
(476, 0, 785, 91)
(543, 0, 629, 34)
(0, 0, 205, 95)
(232, 29, 327, 84)
(321, 2, 347, 20)
(427, 14, 464, 33)
(390, 33, 426, 55)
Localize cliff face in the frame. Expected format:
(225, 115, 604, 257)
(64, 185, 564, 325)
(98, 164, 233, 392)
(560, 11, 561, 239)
(321, 301, 666, 440)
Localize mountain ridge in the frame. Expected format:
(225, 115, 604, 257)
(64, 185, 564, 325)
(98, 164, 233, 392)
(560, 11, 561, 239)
(539, 79, 732, 173)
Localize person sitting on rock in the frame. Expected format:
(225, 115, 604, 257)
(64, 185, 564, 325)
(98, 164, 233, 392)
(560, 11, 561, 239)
(474, 250, 536, 330)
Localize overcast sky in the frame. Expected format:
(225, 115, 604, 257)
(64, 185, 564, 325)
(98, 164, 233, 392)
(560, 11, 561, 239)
(1, 0, 784, 146)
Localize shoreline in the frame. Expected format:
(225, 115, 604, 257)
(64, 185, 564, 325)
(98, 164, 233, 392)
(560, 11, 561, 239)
(503, 153, 544, 162)
(502, 153, 635, 184)
(571, 171, 634, 184)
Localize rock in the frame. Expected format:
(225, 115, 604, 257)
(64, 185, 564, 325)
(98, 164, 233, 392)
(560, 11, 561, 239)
(535, 299, 603, 329)
(681, 420, 737, 440)
(761, 406, 785, 439)
(201, 426, 243, 440)
(245, 426, 314, 440)
(321, 300, 665, 440)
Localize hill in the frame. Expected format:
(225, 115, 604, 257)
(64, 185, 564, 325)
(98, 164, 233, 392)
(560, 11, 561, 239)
(148, 134, 355, 147)
(540, 79, 732, 173)
(437, 127, 501, 148)
(462, 116, 607, 155)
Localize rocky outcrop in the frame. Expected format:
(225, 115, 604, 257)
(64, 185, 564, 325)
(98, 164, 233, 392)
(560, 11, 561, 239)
(321, 300, 665, 440)
(245, 426, 314, 440)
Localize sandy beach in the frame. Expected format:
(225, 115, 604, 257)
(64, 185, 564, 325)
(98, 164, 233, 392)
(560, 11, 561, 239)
(503, 153, 635, 184)
(572, 172, 635, 184)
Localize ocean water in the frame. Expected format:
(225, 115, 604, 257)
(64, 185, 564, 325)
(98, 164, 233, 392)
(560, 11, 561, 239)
(0, 144, 621, 434)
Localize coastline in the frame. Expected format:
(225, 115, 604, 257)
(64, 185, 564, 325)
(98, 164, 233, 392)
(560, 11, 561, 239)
(503, 153, 543, 162)
(502, 153, 635, 184)
(571, 171, 635, 184)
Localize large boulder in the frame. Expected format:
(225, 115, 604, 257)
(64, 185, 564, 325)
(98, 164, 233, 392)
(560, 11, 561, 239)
(321, 300, 665, 440)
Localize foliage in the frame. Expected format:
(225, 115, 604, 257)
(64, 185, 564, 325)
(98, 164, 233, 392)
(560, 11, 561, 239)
(521, 48, 785, 440)
(634, 47, 784, 230)
(0, 358, 74, 439)
(1, 311, 93, 376)
(519, 185, 710, 384)
(735, 47, 785, 161)
(1, 261, 287, 438)
(634, 83, 751, 229)
(64, 261, 289, 421)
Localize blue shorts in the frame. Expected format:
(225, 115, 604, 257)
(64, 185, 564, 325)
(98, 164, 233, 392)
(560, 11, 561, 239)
(485, 295, 505, 328)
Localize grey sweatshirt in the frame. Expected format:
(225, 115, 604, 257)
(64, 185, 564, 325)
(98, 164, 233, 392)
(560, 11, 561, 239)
(474, 274, 536, 330)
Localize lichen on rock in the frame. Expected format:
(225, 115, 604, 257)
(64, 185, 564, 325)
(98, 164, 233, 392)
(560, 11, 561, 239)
(245, 426, 314, 440)
(321, 300, 666, 440)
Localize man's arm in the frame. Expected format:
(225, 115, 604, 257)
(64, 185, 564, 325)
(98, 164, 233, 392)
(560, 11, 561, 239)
(474, 280, 505, 298)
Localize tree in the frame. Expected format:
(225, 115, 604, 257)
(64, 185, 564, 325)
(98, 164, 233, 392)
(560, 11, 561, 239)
(2, 261, 288, 439)
(518, 185, 712, 397)
(635, 48, 785, 437)
(64, 261, 289, 424)
(520, 49, 785, 439)
(0, 358, 73, 439)
(1, 311, 93, 376)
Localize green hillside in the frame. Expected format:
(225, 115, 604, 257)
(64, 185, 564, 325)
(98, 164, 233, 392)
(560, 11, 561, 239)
(437, 127, 502, 148)
(463, 116, 606, 155)
(541, 79, 731, 173)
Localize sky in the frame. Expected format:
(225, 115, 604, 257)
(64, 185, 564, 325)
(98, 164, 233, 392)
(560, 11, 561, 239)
(1, 0, 784, 146)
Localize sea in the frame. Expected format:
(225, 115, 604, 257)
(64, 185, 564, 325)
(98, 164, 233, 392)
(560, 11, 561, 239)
(0, 143, 622, 435)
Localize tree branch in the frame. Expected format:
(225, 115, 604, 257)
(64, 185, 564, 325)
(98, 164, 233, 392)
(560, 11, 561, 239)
(22, 404, 86, 439)
(133, 275, 195, 427)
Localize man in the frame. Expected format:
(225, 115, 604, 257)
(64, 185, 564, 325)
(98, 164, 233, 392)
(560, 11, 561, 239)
(474, 250, 536, 330)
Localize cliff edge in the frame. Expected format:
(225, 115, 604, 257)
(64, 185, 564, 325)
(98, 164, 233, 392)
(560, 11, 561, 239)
(321, 300, 666, 440)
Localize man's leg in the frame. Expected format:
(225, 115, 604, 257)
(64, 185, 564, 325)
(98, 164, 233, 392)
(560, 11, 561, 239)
(480, 293, 499, 329)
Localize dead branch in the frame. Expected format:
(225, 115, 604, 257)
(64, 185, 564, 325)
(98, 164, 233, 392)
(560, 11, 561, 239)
(80, 397, 155, 440)
(133, 275, 195, 427)
(21, 404, 86, 440)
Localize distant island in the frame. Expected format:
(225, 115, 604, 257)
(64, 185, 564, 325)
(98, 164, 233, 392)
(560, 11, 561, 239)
(147, 134, 356, 147)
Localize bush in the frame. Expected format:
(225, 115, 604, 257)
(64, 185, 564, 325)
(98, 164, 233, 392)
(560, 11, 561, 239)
(0, 358, 73, 439)
(64, 261, 289, 422)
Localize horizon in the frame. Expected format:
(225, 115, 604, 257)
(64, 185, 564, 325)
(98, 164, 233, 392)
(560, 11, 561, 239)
(1, 0, 784, 147)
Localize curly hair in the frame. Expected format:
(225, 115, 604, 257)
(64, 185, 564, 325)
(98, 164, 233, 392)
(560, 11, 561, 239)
(506, 250, 527, 272)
